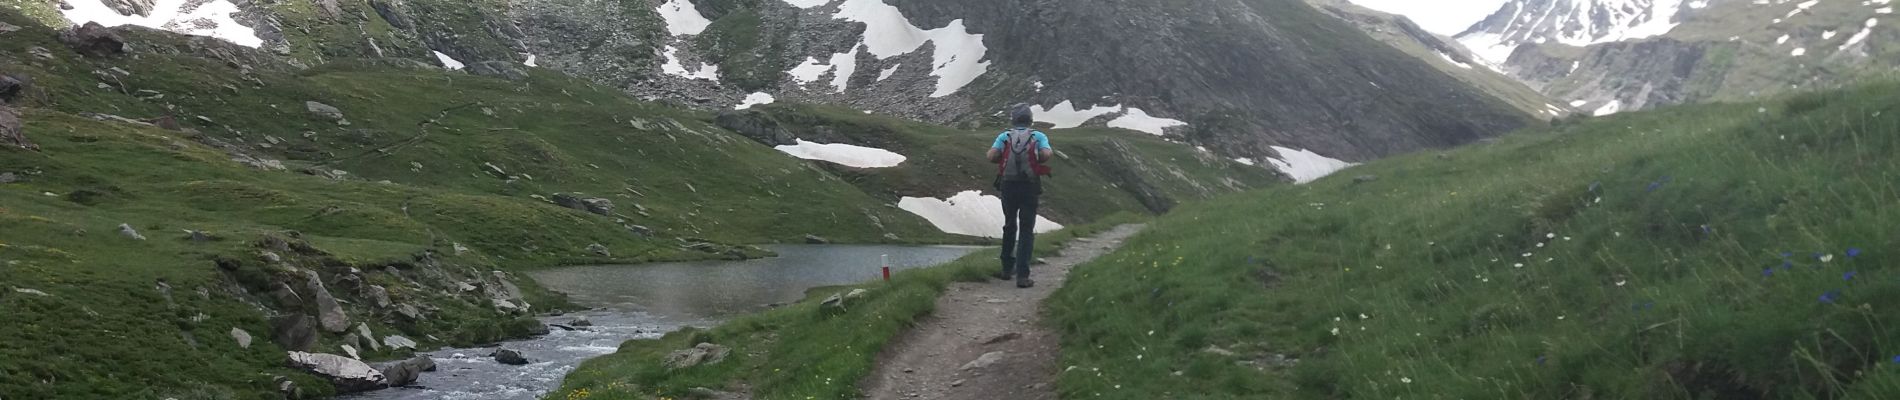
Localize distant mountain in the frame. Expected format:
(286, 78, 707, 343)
(1308, 0, 1571, 118)
(1450, 0, 1898, 115)
(19, 0, 1532, 169)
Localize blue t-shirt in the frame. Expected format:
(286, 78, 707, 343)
(991, 130, 1052, 151)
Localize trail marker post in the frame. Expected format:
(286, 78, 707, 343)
(881, 254, 891, 282)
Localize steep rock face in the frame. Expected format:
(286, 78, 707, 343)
(1305, 0, 1566, 119)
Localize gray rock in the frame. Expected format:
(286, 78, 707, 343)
(270, 282, 303, 309)
(960, 351, 1006, 370)
(379, 356, 434, 387)
(0, 74, 25, 103)
(663, 343, 731, 369)
(287, 351, 385, 393)
(0, 21, 19, 34)
(271, 315, 319, 352)
(819, 293, 846, 314)
(58, 22, 124, 57)
(12, 287, 50, 297)
(981, 332, 1022, 345)
(0, 172, 16, 184)
(395, 304, 423, 321)
(117, 223, 145, 240)
(342, 344, 360, 360)
(493, 348, 530, 365)
(184, 229, 211, 243)
(100, 0, 154, 16)
(382, 335, 417, 350)
(581, 198, 615, 216)
(481, 162, 507, 177)
(304, 271, 351, 333)
(804, 234, 830, 244)
(586, 243, 611, 257)
(365, 285, 391, 309)
(356, 323, 380, 352)
(844, 288, 868, 301)
(231, 327, 253, 349)
(568, 316, 593, 327)
(2, 106, 28, 149)
(493, 298, 524, 313)
(305, 101, 348, 123)
(626, 224, 653, 236)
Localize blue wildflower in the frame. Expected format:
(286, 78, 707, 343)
(1782, 260, 1794, 271)
(1536, 355, 1547, 365)
(1892, 355, 1900, 364)
(1845, 271, 1858, 281)
(1820, 290, 1842, 304)
(1763, 268, 1774, 277)
(1847, 248, 1863, 258)
(1646, 181, 1663, 192)
(1780, 252, 1794, 259)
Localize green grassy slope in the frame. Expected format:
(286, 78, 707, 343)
(1050, 83, 1900, 398)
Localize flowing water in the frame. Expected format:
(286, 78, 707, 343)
(346, 244, 987, 400)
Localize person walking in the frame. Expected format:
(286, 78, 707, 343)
(988, 104, 1053, 288)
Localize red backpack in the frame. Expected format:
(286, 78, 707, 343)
(997, 128, 1052, 182)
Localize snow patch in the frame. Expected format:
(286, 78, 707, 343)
(774, 139, 907, 168)
(1032, 101, 1124, 129)
(661, 46, 720, 80)
(1593, 100, 1623, 116)
(1107, 108, 1188, 136)
(1841, 18, 1880, 50)
(1265, 146, 1356, 184)
(735, 92, 776, 110)
(786, 46, 861, 92)
(433, 51, 465, 70)
(60, 0, 263, 47)
(1436, 51, 1475, 69)
(658, 0, 714, 36)
(523, 54, 539, 67)
(877, 65, 901, 82)
(898, 191, 1062, 238)
(1235, 158, 1258, 166)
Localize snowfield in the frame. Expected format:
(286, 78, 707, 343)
(661, 46, 721, 81)
(1033, 101, 1125, 129)
(1266, 146, 1357, 184)
(658, 0, 714, 36)
(783, 0, 991, 97)
(60, 0, 263, 48)
(898, 191, 1063, 238)
(774, 140, 908, 168)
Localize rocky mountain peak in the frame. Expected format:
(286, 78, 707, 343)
(1456, 0, 1703, 64)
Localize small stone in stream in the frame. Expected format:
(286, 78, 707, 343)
(493, 348, 530, 365)
(903, 368, 915, 373)
(548, 324, 577, 331)
(118, 223, 146, 240)
(569, 316, 593, 327)
(951, 379, 965, 387)
(982, 332, 1022, 345)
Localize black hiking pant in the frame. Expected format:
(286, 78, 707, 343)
(999, 181, 1041, 280)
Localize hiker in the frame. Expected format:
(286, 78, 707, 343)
(988, 104, 1053, 288)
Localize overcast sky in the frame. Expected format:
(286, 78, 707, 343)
(1346, 0, 1511, 35)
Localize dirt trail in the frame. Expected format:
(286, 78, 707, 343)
(859, 224, 1146, 400)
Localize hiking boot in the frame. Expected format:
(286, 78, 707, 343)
(1016, 278, 1035, 288)
(992, 271, 1013, 281)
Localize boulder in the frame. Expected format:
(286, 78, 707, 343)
(395, 304, 423, 321)
(231, 327, 253, 349)
(364, 285, 391, 309)
(467, 61, 530, 81)
(581, 198, 615, 216)
(270, 282, 304, 309)
(305, 101, 349, 125)
(586, 243, 611, 257)
(382, 335, 417, 350)
(493, 348, 530, 365)
(379, 356, 434, 387)
(356, 323, 381, 352)
(0, 74, 26, 103)
(819, 293, 847, 314)
(663, 343, 731, 369)
(804, 234, 830, 245)
(569, 316, 593, 327)
(626, 224, 653, 237)
(304, 271, 351, 333)
(115, 223, 146, 240)
(58, 22, 126, 57)
(286, 351, 386, 393)
(270, 315, 319, 351)
(341, 343, 361, 360)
